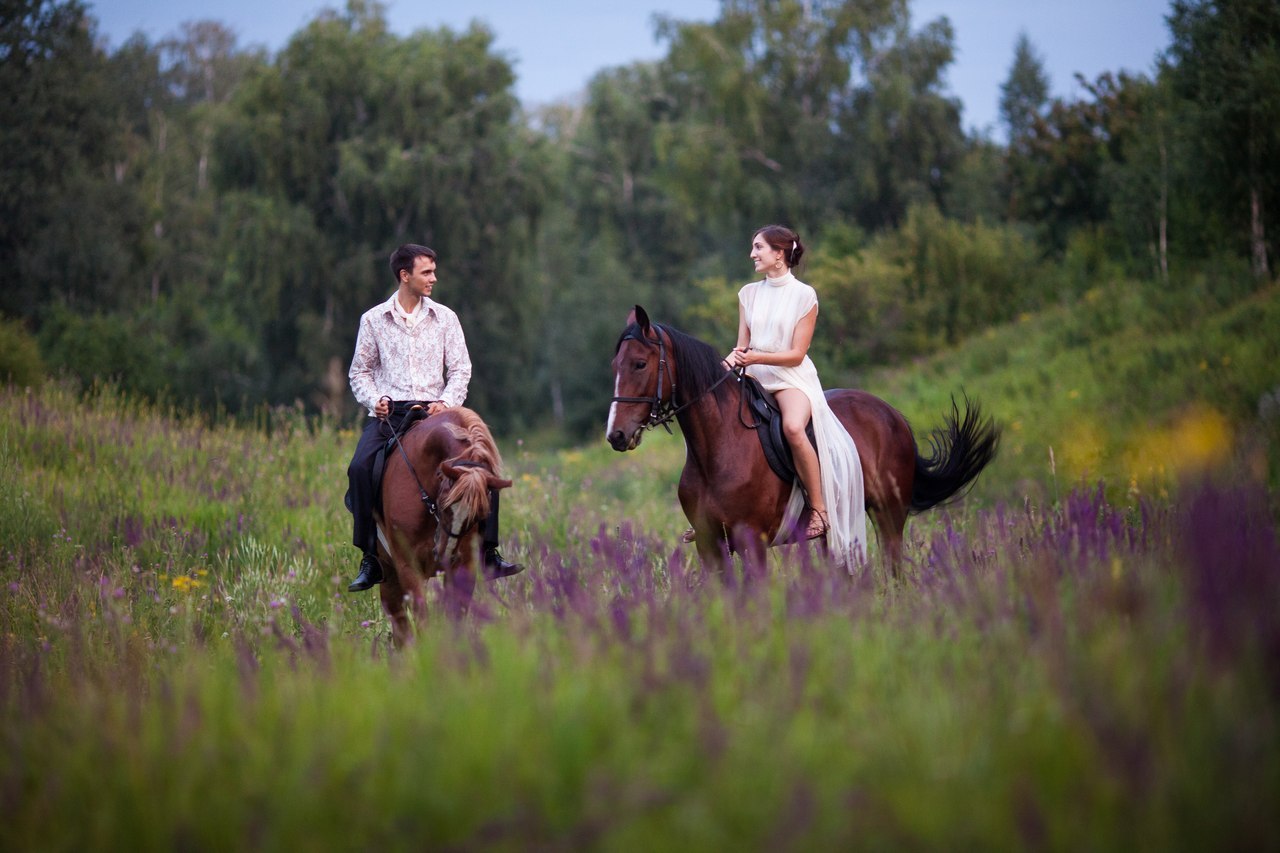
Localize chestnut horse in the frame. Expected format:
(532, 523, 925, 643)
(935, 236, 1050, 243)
(374, 407, 512, 645)
(606, 306, 999, 573)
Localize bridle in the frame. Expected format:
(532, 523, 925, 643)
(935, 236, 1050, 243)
(611, 323, 738, 434)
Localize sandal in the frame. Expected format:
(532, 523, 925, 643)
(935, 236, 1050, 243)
(805, 509, 830, 540)
(679, 527, 697, 544)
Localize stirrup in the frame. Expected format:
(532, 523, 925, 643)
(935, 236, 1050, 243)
(805, 509, 830, 540)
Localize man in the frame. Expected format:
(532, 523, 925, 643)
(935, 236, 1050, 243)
(345, 243, 523, 592)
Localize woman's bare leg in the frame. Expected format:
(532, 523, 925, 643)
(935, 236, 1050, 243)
(775, 389, 826, 534)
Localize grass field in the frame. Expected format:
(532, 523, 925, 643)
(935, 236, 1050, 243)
(3, 281, 1278, 849)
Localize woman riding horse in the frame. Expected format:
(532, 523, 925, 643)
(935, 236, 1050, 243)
(723, 225, 865, 568)
(607, 303, 999, 574)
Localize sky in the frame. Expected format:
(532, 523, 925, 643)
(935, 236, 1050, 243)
(90, 0, 1173, 137)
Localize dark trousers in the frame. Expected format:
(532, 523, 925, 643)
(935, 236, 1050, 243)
(346, 411, 501, 555)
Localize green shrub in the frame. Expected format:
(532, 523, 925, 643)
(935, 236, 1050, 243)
(0, 316, 44, 387)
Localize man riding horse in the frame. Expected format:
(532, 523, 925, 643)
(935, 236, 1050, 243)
(344, 243, 523, 592)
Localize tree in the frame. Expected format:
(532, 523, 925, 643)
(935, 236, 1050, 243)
(998, 33, 1051, 229)
(999, 32, 1050, 151)
(653, 0, 905, 234)
(1100, 74, 1182, 282)
(840, 16, 966, 229)
(214, 1, 547, 425)
(0, 0, 121, 316)
(1168, 0, 1280, 279)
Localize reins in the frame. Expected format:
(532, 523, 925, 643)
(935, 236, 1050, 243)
(611, 323, 740, 434)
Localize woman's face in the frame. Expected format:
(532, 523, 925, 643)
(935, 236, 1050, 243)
(750, 233, 786, 275)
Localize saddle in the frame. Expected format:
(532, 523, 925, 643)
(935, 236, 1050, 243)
(740, 374, 817, 486)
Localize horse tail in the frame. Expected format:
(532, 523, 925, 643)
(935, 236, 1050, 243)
(909, 394, 1000, 514)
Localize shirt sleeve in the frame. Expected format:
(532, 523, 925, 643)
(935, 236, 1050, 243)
(438, 313, 472, 407)
(348, 315, 381, 414)
(798, 284, 818, 318)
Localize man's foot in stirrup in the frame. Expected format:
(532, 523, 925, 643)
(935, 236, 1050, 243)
(484, 547, 524, 579)
(347, 552, 383, 592)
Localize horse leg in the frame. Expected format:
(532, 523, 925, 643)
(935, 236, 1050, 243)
(868, 504, 908, 580)
(730, 522, 769, 582)
(378, 570, 414, 648)
(693, 531, 732, 575)
(443, 559, 476, 620)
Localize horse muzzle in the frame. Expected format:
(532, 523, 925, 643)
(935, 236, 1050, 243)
(607, 428, 643, 452)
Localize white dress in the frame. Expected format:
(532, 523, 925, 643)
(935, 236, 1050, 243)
(740, 272, 866, 569)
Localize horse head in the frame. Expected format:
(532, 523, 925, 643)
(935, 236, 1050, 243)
(607, 305, 675, 451)
(434, 457, 512, 567)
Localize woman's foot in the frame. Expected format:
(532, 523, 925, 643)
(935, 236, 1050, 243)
(805, 509, 829, 540)
(680, 526, 696, 544)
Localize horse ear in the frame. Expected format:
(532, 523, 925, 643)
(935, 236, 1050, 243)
(633, 305, 651, 333)
(486, 474, 514, 491)
(440, 461, 462, 479)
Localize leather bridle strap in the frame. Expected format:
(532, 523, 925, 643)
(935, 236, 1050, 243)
(611, 323, 739, 434)
(610, 325, 677, 431)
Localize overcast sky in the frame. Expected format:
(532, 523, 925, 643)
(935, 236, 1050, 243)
(90, 0, 1173, 136)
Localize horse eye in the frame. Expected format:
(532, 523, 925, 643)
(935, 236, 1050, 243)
(632, 360, 647, 371)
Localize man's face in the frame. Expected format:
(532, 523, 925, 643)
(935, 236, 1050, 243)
(401, 255, 437, 299)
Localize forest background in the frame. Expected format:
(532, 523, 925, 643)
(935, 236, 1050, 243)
(1, 0, 1277, 448)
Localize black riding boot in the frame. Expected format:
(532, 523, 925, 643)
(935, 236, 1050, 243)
(483, 489, 524, 578)
(347, 552, 383, 592)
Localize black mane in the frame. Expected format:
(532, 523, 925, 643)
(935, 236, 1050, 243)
(618, 321, 735, 406)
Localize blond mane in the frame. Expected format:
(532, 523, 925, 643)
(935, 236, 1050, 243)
(440, 407, 504, 524)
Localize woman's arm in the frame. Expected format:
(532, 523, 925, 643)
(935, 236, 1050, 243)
(732, 304, 818, 369)
(723, 302, 752, 368)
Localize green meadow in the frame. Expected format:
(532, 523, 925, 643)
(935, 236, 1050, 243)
(2, 279, 1278, 850)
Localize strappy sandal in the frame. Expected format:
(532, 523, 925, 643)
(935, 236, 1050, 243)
(805, 509, 830, 540)
(680, 527, 696, 544)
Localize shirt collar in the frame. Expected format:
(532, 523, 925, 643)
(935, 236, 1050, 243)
(383, 293, 438, 325)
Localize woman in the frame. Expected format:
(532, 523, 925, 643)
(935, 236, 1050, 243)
(722, 224, 866, 568)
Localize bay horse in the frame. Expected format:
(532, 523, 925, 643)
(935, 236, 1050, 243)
(374, 407, 512, 645)
(606, 306, 999, 574)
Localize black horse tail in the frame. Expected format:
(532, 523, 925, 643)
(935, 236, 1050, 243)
(910, 395, 1001, 514)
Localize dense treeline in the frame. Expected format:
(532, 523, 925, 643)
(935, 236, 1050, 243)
(2, 0, 1276, 437)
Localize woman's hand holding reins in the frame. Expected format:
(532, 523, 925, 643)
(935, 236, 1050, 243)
(723, 347, 750, 370)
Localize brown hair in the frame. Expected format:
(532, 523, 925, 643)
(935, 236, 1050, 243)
(754, 224, 805, 269)
(389, 243, 437, 283)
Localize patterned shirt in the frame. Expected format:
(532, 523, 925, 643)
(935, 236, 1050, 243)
(348, 293, 472, 415)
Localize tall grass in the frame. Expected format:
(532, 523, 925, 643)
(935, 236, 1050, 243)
(2, 377, 1277, 849)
